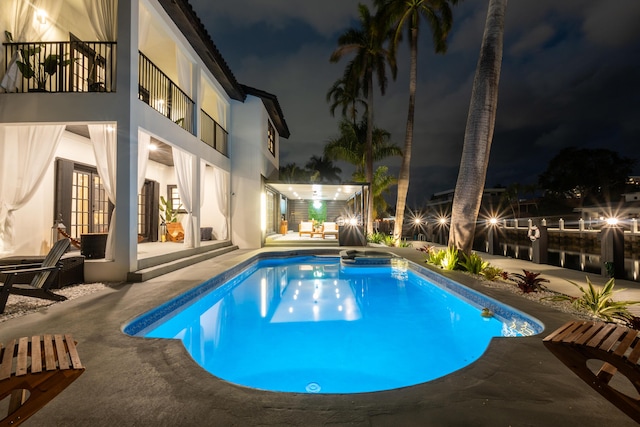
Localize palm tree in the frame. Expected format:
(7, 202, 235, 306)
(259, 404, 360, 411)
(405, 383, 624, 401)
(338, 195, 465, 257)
(279, 163, 310, 183)
(449, 0, 507, 255)
(305, 155, 342, 183)
(326, 75, 366, 125)
(378, 0, 458, 245)
(330, 3, 397, 235)
(324, 117, 402, 177)
(353, 165, 397, 220)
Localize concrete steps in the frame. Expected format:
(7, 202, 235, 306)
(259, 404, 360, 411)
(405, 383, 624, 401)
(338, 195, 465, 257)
(127, 241, 238, 282)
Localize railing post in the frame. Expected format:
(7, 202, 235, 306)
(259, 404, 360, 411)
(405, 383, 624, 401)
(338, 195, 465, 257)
(559, 218, 564, 230)
(601, 224, 625, 279)
(633, 218, 638, 234)
(579, 218, 584, 231)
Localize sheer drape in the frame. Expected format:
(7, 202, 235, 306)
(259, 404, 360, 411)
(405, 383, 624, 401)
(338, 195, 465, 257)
(0, 124, 64, 252)
(88, 124, 117, 260)
(1, 0, 62, 91)
(172, 147, 196, 247)
(137, 130, 150, 192)
(176, 50, 192, 98)
(83, 0, 117, 90)
(83, 0, 117, 41)
(213, 167, 229, 239)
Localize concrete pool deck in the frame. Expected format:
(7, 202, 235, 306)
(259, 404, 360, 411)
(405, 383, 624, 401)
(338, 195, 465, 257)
(1, 245, 639, 426)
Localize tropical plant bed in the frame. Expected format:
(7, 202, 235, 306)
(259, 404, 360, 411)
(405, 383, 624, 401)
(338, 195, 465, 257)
(472, 272, 636, 325)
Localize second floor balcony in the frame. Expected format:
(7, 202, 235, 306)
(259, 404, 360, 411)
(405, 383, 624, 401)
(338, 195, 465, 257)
(2, 41, 228, 157)
(3, 40, 116, 93)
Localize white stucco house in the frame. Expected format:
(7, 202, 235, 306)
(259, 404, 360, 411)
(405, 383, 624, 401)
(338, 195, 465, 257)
(0, 0, 289, 282)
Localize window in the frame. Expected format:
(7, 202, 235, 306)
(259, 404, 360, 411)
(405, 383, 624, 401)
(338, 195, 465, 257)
(56, 159, 112, 240)
(267, 120, 275, 156)
(167, 185, 184, 212)
(56, 160, 160, 242)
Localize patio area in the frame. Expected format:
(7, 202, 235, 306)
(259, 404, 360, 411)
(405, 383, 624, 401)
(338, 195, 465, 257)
(1, 246, 638, 426)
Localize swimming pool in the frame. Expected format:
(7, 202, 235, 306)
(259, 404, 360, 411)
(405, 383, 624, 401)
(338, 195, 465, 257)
(125, 254, 543, 394)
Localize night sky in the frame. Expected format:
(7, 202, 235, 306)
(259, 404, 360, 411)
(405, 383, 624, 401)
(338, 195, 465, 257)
(189, 0, 640, 207)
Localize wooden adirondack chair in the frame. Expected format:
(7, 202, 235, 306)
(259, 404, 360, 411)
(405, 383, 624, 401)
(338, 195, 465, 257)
(0, 238, 70, 314)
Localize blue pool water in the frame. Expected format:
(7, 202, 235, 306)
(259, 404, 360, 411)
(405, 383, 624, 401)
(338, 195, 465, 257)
(125, 255, 543, 394)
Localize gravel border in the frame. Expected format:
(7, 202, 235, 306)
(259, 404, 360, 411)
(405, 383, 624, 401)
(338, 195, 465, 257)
(0, 283, 108, 323)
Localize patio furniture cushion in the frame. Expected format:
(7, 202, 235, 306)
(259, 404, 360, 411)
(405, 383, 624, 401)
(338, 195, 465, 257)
(299, 221, 314, 237)
(322, 222, 339, 239)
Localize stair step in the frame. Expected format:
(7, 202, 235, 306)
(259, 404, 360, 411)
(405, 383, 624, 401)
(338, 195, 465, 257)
(127, 244, 238, 282)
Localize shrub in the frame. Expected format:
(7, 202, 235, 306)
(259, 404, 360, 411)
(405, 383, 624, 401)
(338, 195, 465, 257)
(425, 246, 459, 270)
(397, 239, 412, 248)
(367, 232, 386, 244)
(459, 252, 489, 275)
(482, 265, 504, 281)
(546, 277, 640, 323)
(509, 270, 549, 293)
(382, 235, 396, 246)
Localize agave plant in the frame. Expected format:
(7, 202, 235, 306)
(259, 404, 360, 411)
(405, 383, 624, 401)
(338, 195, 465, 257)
(549, 277, 640, 322)
(509, 270, 549, 293)
(459, 252, 489, 275)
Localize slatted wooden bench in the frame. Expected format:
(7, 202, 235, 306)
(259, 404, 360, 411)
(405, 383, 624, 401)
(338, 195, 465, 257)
(0, 334, 85, 426)
(543, 320, 640, 424)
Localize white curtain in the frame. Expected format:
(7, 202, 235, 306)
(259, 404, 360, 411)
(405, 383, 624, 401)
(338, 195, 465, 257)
(83, 0, 117, 91)
(176, 49, 192, 98)
(88, 124, 117, 260)
(138, 4, 151, 51)
(172, 147, 196, 247)
(213, 167, 229, 240)
(1, 0, 63, 91)
(0, 124, 64, 252)
(200, 161, 206, 208)
(137, 130, 150, 192)
(83, 0, 118, 41)
(216, 98, 227, 129)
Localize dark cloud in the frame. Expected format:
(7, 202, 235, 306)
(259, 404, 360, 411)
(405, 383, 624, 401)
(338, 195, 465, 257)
(189, 0, 640, 207)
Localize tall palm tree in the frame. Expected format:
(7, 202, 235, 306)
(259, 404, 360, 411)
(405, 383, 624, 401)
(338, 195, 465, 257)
(449, 0, 507, 254)
(378, 0, 458, 245)
(330, 3, 396, 235)
(326, 75, 366, 125)
(305, 155, 343, 183)
(324, 117, 402, 177)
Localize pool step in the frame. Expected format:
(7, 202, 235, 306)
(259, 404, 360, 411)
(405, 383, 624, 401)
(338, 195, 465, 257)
(127, 241, 238, 282)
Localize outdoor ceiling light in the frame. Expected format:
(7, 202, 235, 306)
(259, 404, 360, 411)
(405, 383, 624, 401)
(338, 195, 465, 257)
(489, 217, 498, 225)
(414, 218, 421, 225)
(606, 217, 619, 225)
(35, 9, 47, 25)
(313, 200, 322, 209)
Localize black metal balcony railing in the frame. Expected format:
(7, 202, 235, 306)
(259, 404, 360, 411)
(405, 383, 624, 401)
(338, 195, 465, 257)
(3, 41, 116, 93)
(200, 109, 229, 156)
(138, 52, 194, 135)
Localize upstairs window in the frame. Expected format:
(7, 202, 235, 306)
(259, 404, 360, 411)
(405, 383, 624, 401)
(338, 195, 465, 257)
(267, 120, 275, 156)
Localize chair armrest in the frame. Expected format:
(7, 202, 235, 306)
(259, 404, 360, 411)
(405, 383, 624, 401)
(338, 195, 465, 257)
(0, 262, 45, 270)
(1, 265, 59, 276)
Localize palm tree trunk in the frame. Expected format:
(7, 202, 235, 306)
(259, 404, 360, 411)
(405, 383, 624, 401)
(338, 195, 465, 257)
(449, 0, 507, 254)
(393, 27, 418, 245)
(366, 76, 375, 236)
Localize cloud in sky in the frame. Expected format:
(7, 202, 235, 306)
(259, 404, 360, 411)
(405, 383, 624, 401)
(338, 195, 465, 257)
(189, 0, 640, 206)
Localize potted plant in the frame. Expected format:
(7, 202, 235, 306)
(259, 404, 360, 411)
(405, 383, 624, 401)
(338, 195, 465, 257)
(9, 30, 72, 92)
(159, 196, 184, 242)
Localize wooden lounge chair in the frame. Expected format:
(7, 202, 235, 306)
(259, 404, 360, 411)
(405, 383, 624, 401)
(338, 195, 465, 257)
(299, 221, 314, 237)
(0, 238, 70, 314)
(0, 334, 85, 426)
(543, 320, 640, 424)
(322, 222, 339, 239)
